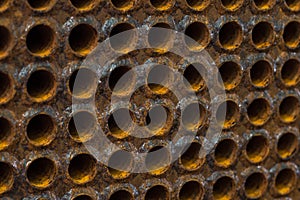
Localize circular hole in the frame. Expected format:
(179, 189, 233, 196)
(145, 146, 170, 175)
(111, 0, 134, 10)
(69, 24, 97, 56)
(284, 0, 300, 11)
(27, 69, 56, 101)
(146, 106, 171, 136)
(68, 111, 96, 142)
(214, 139, 237, 168)
(145, 185, 169, 200)
(246, 135, 269, 163)
(70, 0, 96, 11)
(180, 142, 204, 171)
(244, 172, 267, 199)
(185, 0, 209, 10)
(279, 96, 299, 123)
(0, 71, 13, 104)
(0, 162, 14, 194)
(68, 154, 96, 184)
(281, 59, 300, 87)
(26, 114, 56, 146)
(184, 22, 210, 50)
(0, 117, 13, 150)
(252, 22, 274, 49)
(283, 21, 300, 49)
(0, 25, 12, 58)
(183, 63, 205, 91)
(26, 157, 56, 188)
(213, 176, 235, 200)
(108, 150, 133, 179)
(216, 100, 239, 129)
(182, 103, 206, 131)
(148, 23, 172, 51)
(275, 168, 297, 195)
(109, 190, 133, 200)
(277, 132, 298, 159)
(253, 0, 275, 10)
(109, 23, 135, 52)
(26, 24, 55, 57)
(150, 0, 173, 10)
(147, 64, 173, 94)
(73, 195, 93, 200)
(179, 181, 203, 200)
(109, 66, 135, 95)
(27, 0, 55, 11)
(108, 108, 132, 139)
(219, 61, 242, 90)
(250, 60, 272, 88)
(69, 68, 97, 98)
(219, 21, 243, 50)
(221, 0, 243, 11)
(247, 98, 271, 126)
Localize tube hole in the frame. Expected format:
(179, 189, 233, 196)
(253, 0, 275, 10)
(0, 117, 13, 150)
(279, 96, 299, 123)
(146, 105, 171, 136)
(216, 100, 239, 129)
(109, 23, 135, 52)
(182, 103, 206, 131)
(148, 23, 172, 51)
(27, 0, 54, 11)
(109, 190, 133, 200)
(145, 185, 169, 200)
(111, 0, 134, 10)
(73, 195, 93, 200)
(0, 162, 13, 194)
(0, 71, 13, 104)
(147, 64, 173, 94)
(246, 135, 269, 163)
(109, 66, 135, 95)
(69, 68, 97, 98)
(26, 114, 56, 146)
(275, 168, 297, 195)
(27, 69, 56, 101)
(219, 61, 242, 90)
(281, 59, 300, 87)
(213, 176, 235, 200)
(247, 98, 271, 126)
(221, 0, 243, 11)
(283, 21, 300, 49)
(183, 63, 205, 91)
(245, 172, 267, 199)
(179, 181, 203, 200)
(150, 0, 173, 10)
(219, 21, 243, 50)
(250, 60, 272, 88)
(184, 22, 210, 50)
(70, 0, 96, 11)
(68, 111, 96, 142)
(145, 146, 170, 175)
(108, 108, 132, 139)
(0, 25, 11, 58)
(180, 142, 204, 171)
(69, 24, 97, 56)
(108, 150, 133, 179)
(185, 0, 209, 10)
(26, 24, 55, 57)
(26, 157, 56, 188)
(214, 139, 237, 168)
(284, 0, 300, 11)
(68, 154, 96, 184)
(252, 22, 274, 49)
(277, 132, 298, 159)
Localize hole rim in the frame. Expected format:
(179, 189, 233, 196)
(244, 172, 268, 199)
(184, 21, 210, 51)
(26, 0, 57, 12)
(144, 184, 170, 200)
(276, 132, 299, 160)
(0, 0, 11, 12)
(220, 0, 244, 11)
(284, 0, 300, 12)
(280, 58, 300, 87)
(214, 138, 238, 168)
(274, 168, 297, 195)
(0, 25, 13, 59)
(245, 134, 269, 164)
(185, 0, 210, 11)
(253, 0, 276, 10)
(148, 22, 174, 53)
(69, 0, 99, 12)
(149, 0, 175, 11)
(107, 150, 134, 180)
(251, 21, 275, 50)
(0, 161, 14, 195)
(283, 21, 300, 49)
(0, 70, 15, 105)
(249, 59, 273, 88)
(278, 95, 300, 123)
(212, 176, 236, 200)
(0, 116, 15, 151)
(247, 97, 272, 126)
(179, 142, 205, 171)
(218, 61, 242, 91)
(178, 180, 204, 200)
(218, 21, 243, 50)
(145, 145, 171, 175)
(110, 0, 135, 11)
